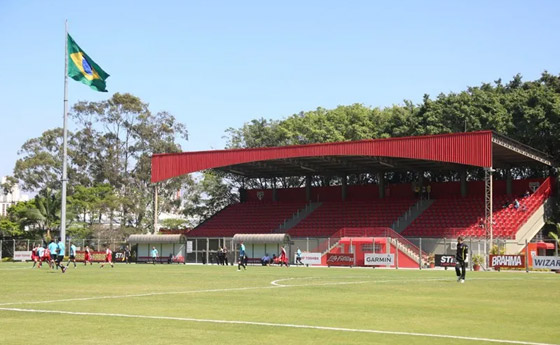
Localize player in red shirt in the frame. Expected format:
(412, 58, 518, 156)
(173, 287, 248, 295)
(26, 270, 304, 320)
(100, 246, 114, 268)
(31, 244, 39, 268)
(42, 248, 52, 269)
(84, 246, 92, 265)
(279, 246, 289, 267)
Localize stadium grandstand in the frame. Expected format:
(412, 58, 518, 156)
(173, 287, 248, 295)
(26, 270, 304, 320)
(152, 131, 556, 267)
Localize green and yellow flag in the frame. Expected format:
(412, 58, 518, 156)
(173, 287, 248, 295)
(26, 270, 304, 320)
(67, 34, 109, 92)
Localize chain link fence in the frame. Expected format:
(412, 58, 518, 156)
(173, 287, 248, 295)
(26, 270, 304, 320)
(2, 236, 557, 270)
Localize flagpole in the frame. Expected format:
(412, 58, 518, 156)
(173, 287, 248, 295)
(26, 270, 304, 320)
(60, 20, 69, 245)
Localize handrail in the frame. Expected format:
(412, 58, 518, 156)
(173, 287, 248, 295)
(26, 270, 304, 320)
(333, 227, 428, 258)
(533, 177, 552, 198)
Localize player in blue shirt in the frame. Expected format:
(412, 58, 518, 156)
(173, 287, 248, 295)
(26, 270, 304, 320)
(295, 248, 303, 266)
(151, 246, 159, 265)
(48, 240, 58, 270)
(56, 238, 67, 273)
(67, 242, 77, 268)
(237, 241, 246, 271)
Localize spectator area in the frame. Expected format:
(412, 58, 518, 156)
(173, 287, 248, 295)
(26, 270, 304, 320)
(401, 178, 551, 239)
(188, 178, 551, 239)
(187, 201, 306, 237)
(287, 199, 415, 237)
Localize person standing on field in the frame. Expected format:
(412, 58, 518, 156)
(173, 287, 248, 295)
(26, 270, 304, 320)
(31, 244, 40, 268)
(237, 241, 246, 271)
(151, 246, 159, 265)
(67, 242, 77, 268)
(100, 245, 114, 268)
(295, 247, 303, 266)
(56, 238, 67, 273)
(455, 236, 468, 283)
(279, 246, 288, 267)
(124, 246, 131, 264)
(84, 245, 92, 265)
(48, 240, 58, 269)
(222, 246, 229, 266)
(38, 245, 49, 269)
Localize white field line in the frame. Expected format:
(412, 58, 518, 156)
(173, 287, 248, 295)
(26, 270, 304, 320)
(269, 277, 451, 286)
(0, 277, 456, 307)
(0, 285, 281, 307)
(0, 307, 555, 345)
(0, 276, 537, 307)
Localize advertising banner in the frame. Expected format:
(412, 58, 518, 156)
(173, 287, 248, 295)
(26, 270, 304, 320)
(364, 253, 394, 266)
(13, 251, 32, 261)
(114, 252, 125, 261)
(489, 255, 525, 268)
(435, 255, 456, 267)
(297, 252, 321, 265)
(75, 251, 107, 262)
(326, 253, 354, 266)
(532, 256, 560, 269)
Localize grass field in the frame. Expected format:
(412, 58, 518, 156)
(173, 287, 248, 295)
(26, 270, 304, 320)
(0, 262, 558, 345)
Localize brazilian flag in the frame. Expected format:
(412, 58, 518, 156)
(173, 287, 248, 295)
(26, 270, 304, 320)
(67, 34, 109, 92)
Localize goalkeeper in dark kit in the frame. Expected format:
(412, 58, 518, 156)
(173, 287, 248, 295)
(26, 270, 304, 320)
(455, 236, 468, 283)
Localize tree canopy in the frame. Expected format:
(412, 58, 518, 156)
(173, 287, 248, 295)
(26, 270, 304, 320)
(7, 93, 189, 238)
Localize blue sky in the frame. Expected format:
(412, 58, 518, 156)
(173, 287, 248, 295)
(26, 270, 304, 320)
(1, 0, 559, 180)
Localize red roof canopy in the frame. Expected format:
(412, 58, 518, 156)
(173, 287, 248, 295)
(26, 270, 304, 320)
(151, 131, 552, 183)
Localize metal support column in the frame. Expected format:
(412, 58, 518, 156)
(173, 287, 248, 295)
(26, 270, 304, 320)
(395, 238, 399, 269)
(469, 237, 473, 271)
(485, 167, 494, 266)
(419, 238, 422, 270)
(153, 183, 159, 234)
(206, 238, 209, 265)
(525, 239, 529, 273)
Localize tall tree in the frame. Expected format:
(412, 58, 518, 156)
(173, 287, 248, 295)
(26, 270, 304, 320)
(183, 171, 238, 227)
(13, 93, 189, 235)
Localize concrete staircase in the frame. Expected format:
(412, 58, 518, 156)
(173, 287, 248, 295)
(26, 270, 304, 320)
(390, 238, 427, 266)
(275, 202, 322, 233)
(506, 198, 552, 254)
(392, 198, 434, 233)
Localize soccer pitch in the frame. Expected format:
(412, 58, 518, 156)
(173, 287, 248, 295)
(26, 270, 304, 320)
(0, 263, 558, 345)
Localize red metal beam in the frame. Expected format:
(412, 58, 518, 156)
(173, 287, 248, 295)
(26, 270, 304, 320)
(151, 131, 493, 182)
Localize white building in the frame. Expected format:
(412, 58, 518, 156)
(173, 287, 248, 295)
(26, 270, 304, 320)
(0, 177, 29, 217)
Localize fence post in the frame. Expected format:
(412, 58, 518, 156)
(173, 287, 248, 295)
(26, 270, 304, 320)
(395, 237, 399, 270)
(349, 238, 354, 266)
(385, 237, 389, 269)
(371, 237, 375, 269)
(0, 240, 2, 259)
(525, 239, 529, 273)
(231, 238, 235, 265)
(469, 237, 473, 271)
(195, 239, 198, 264)
(483, 240, 487, 270)
(13, 239, 16, 258)
(206, 238, 209, 265)
(418, 237, 422, 270)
